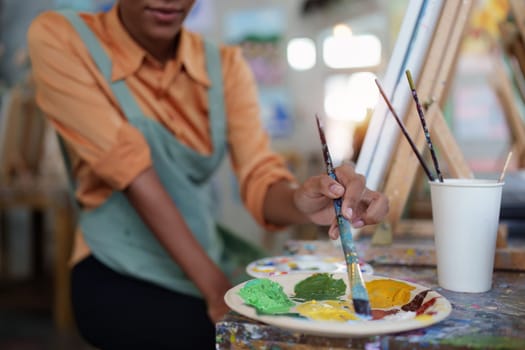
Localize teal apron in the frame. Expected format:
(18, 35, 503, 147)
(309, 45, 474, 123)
(58, 11, 264, 298)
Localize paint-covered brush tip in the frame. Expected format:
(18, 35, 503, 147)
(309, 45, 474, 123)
(353, 299, 372, 317)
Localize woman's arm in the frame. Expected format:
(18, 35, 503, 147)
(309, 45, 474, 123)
(221, 48, 388, 233)
(262, 180, 309, 225)
(124, 166, 231, 322)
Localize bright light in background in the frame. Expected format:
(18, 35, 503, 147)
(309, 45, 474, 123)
(324, 72, 379, 122)
(287, 38, 316, 71)
(333, 23, 352, 37)
(323, 30, 381, 69)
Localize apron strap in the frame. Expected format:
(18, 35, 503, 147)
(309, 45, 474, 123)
(57, 9, 143, 122)
(204, 41, 226, 147)
(55, 9, 144, 204)
(57, 10, 112, 81)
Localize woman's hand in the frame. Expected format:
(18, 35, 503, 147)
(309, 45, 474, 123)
(205, 274, 232, 323)
(293, 162, 389, 239)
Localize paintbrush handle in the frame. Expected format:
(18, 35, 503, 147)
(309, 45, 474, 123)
(333, 203, 370, 303)
(315, 114, 371, 316)
(329, 176, 371, 312)
(374, 79, 436, 182)
(406, 70, 443, 182)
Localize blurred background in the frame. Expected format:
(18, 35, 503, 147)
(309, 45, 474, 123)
(0, 0, 523, 348)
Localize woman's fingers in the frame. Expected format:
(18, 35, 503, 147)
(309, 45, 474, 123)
(334, 164, 366, 221)
(354, 189, 390, 225)
(328, 219, 339, 240)
(295, 162, 389, 233)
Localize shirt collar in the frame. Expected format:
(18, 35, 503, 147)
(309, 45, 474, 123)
(177, 28, 211, 87)
(104, 5, 210, 87)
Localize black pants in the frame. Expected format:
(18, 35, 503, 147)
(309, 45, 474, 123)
(71, 255, 215, 350)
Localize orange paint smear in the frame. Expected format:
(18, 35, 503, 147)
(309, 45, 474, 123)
(366, 279, 416, 309)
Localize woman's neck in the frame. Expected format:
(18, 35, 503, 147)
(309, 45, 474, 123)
(142, 35, 180, 63)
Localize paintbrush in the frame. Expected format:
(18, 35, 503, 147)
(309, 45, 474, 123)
(374, 79, 436, 181)
(498, 151, 513, 182)
(315, 114, 372, 317)
(406, 70, 444, 182)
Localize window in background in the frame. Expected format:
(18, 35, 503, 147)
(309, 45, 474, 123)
(287, 37, 316, 71)
(322, 24, 381, 69)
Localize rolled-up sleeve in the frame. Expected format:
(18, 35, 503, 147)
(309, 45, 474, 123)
(27, 12, 151, 191)
(222, 47, 295, 230)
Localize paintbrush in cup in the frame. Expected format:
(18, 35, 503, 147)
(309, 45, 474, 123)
(374, 78, 436, 181)
(498, 151, 513, 182)
(315, 114, 371, 317)
(406, 70, 443, 182)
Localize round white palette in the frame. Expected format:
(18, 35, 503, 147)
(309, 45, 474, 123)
(246, 255, 374, 278)
(224, 272, 452, 337)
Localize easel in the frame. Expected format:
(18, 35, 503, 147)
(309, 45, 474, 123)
(360, 0, 525, 270)
(496, 2, 525, 168)
(500, 1, 525, 101)
(490, 60, 525, 168)
(374, 0, 474, 235)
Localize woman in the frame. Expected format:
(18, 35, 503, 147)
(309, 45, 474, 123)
(28, 1, 389, 348)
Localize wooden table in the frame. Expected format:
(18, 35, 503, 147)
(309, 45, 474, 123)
(216, 240, 525, 349)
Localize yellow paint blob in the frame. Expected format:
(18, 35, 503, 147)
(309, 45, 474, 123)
(296, 300, 359, 322)
(366, 279, 416, 309)
(415, 314, 434, 322)
(252, 267, 275, 273)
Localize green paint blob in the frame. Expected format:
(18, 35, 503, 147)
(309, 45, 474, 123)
(293, 273, 346, 301)
(238, 278, 295, 314)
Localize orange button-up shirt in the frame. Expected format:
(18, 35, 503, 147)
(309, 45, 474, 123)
(28, 5, 294, 264)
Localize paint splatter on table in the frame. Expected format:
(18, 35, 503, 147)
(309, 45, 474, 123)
(217, 242, 525, 349)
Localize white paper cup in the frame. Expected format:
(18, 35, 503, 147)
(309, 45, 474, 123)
(429, 178, 503, 293)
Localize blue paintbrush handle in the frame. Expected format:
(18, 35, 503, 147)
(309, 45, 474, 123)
(329, 177, 371, 316)
(336, 212, 370, 298)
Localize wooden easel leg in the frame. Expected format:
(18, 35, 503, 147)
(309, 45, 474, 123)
(431, 106, 473, 179)
(371, 222, 393, 246)
(497, 224, 508, 249)
(491, 59, 525, 168)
